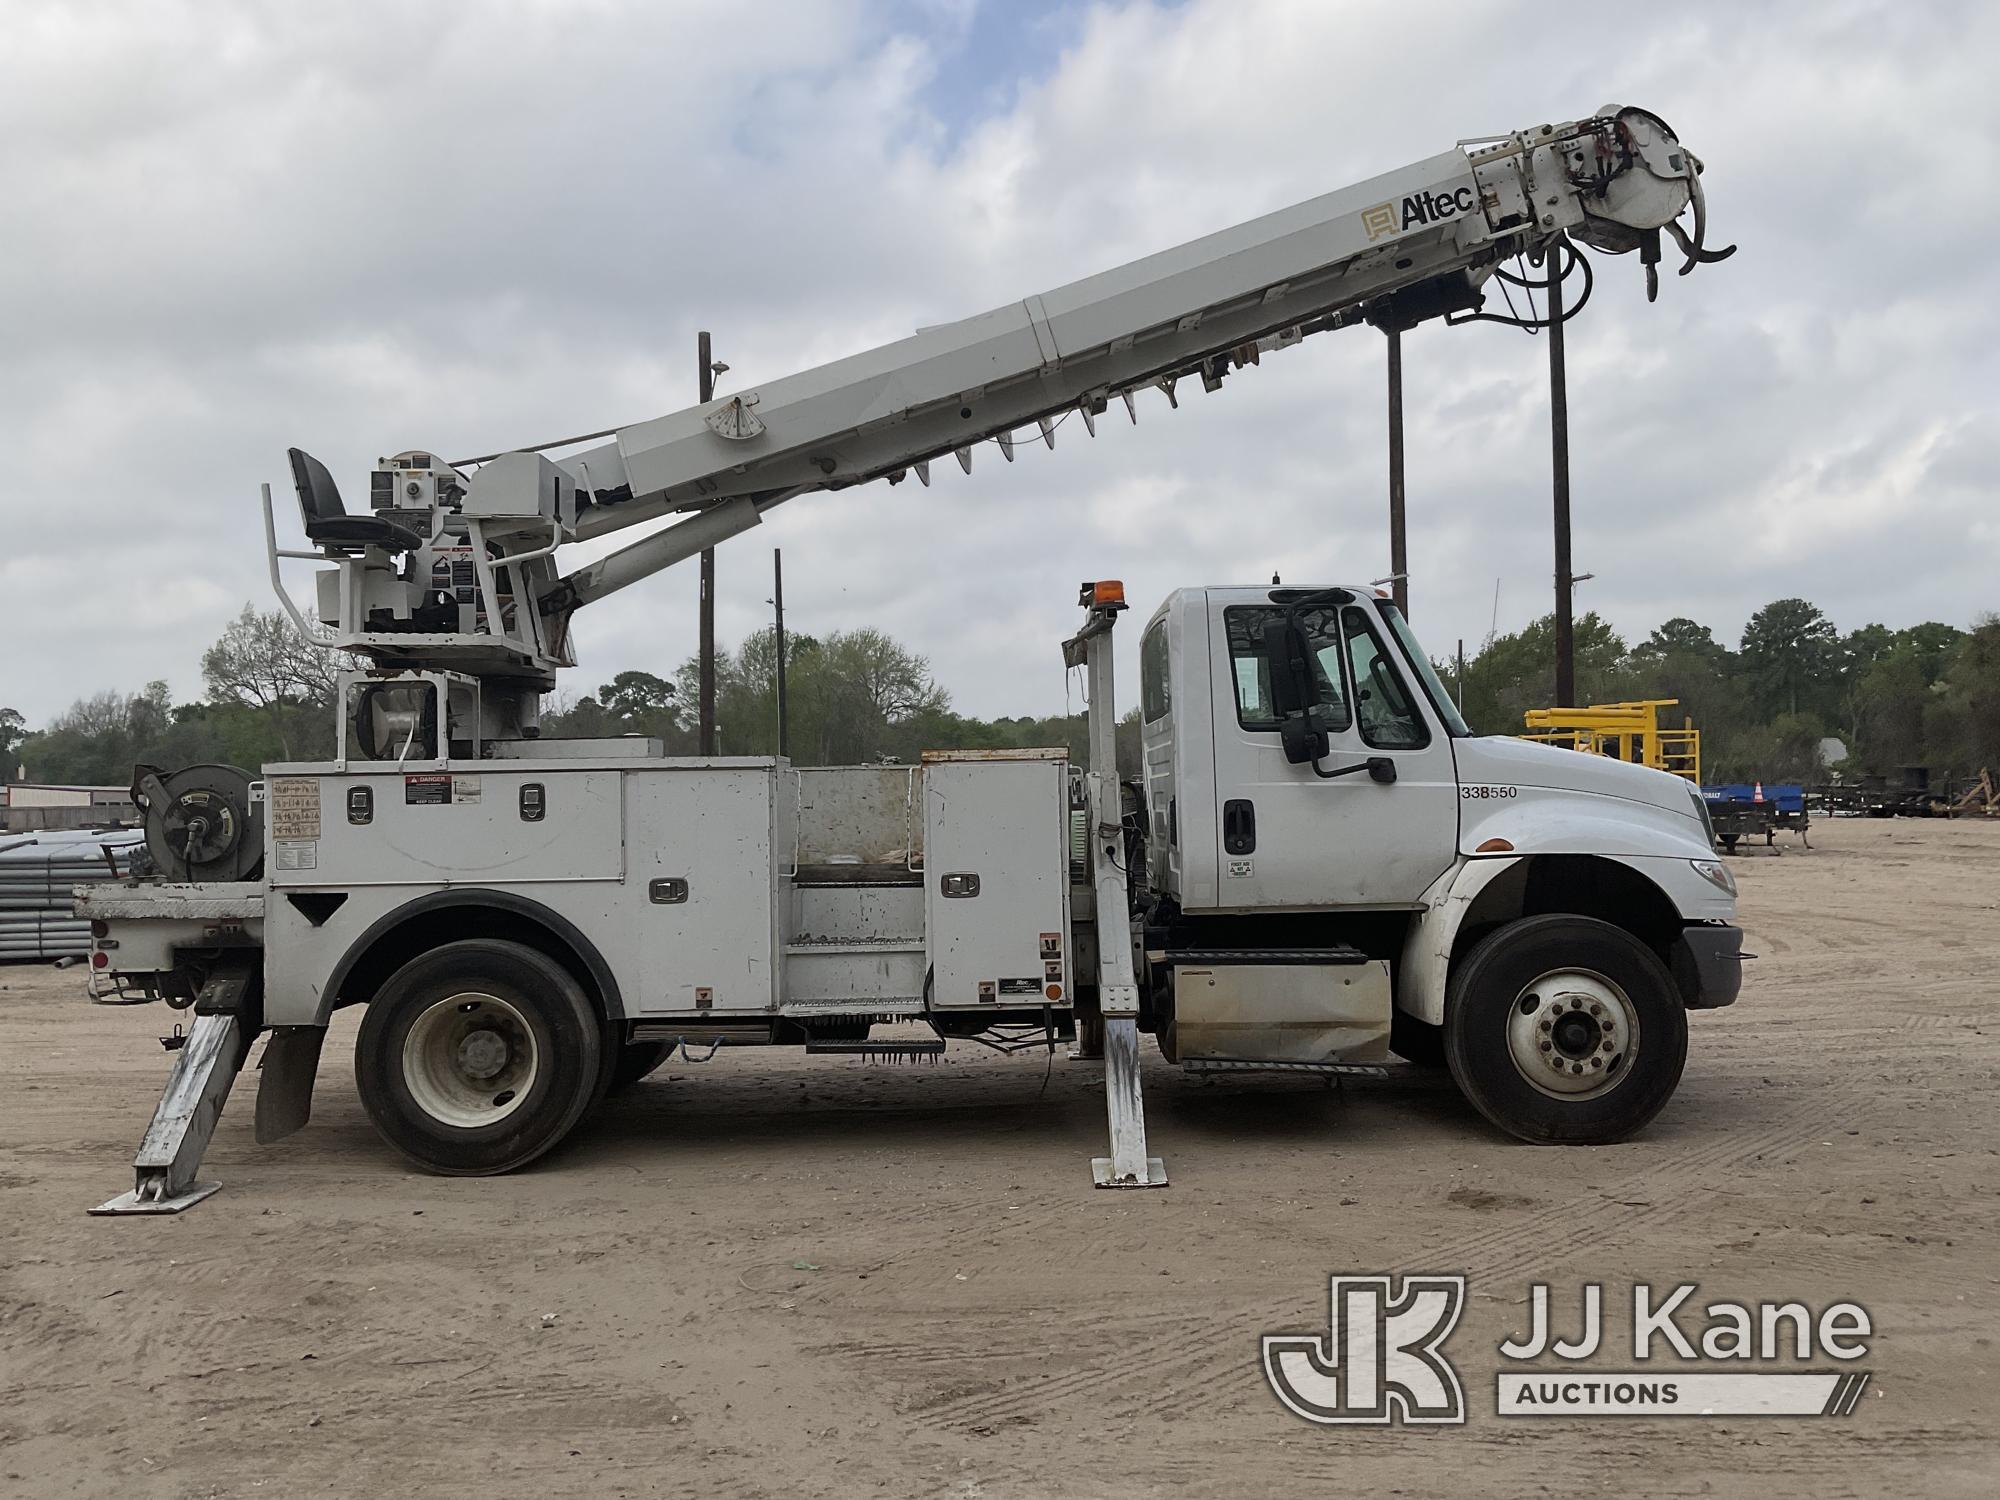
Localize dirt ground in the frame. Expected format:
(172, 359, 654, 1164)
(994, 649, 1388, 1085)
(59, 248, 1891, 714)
(2, 817, 1997, 1499)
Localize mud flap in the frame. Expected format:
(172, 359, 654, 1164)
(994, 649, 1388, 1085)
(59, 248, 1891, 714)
(255, 1026, 326, 1143)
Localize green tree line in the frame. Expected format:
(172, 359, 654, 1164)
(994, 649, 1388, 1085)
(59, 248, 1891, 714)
(1441, 599, 2000, 783)
(6, 597, 1996, 790)
(4, 606, 352, 786)
(2, 609, 1134, 784)
(542, 624, 1138, 771)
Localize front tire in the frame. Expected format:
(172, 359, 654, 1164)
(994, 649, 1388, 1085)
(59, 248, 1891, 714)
(1443, 915, 1687, 1144)
(355, 939, 603, 1175)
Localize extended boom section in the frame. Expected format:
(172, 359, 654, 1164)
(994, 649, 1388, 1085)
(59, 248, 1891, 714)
(545, 108, 1724, 617)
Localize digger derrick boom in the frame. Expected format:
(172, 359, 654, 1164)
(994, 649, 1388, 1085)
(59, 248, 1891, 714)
(530, 107, 1726, 611)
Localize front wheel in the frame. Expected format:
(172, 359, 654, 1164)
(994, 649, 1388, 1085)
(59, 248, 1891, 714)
(355, 938, 603, 1175)
(1444, 915, 1687, 1145)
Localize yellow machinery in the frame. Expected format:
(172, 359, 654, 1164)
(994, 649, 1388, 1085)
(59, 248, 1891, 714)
(1520, 699, 1702, 784)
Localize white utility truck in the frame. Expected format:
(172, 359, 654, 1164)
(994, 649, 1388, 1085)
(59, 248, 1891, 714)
(81, 106, 1742, 1213)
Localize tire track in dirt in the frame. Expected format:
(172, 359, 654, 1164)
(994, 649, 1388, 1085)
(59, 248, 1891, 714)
(916, 1008, 1944, 1431)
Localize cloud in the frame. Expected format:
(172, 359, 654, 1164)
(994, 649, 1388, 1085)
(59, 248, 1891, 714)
(1, 0, 1993, 728)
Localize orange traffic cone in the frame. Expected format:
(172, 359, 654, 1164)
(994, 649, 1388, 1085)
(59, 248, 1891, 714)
(1752, 781, 1765, 803)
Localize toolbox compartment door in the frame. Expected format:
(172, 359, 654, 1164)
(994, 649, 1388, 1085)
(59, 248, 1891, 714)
(922, 752, 1070, 1009)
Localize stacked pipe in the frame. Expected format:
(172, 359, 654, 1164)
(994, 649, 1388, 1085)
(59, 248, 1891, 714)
(0, 830, 142, 961)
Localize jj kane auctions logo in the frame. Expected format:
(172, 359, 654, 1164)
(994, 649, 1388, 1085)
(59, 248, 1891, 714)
(1263, 1276, 1874, 1423)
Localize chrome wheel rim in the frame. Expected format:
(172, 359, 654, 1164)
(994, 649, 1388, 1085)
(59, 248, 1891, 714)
(1506, 968, 1638, 1100)
(401, 991, 538, 1128)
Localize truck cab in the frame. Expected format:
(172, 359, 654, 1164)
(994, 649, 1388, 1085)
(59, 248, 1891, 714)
(1140, 586, 1465, 910)
(1129, 583, 1742, 1141)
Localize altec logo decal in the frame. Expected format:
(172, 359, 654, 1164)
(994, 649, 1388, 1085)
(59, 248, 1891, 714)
(1361, 184, 1478, 242)
(1263, 1276, 1875, 1425)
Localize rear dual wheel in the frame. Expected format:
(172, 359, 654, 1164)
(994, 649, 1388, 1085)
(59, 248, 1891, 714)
(355, 939, 603, 1175)
(1444, 915, 1687, 1145)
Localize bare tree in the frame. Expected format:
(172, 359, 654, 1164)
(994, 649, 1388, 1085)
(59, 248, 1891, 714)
(200, 605, 354, 757)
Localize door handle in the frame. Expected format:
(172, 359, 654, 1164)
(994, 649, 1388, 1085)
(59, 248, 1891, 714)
(1223, 798, 1256, 855)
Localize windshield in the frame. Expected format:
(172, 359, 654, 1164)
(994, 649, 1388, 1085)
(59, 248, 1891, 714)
(1378, 603, 1472, 737)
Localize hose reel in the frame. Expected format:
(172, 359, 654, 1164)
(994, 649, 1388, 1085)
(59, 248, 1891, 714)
(131, 763, 265, 882)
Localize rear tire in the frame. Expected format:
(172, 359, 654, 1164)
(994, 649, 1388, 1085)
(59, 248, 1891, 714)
(355, 938, 603, 1175)
(1443, 915, 1686, 1145)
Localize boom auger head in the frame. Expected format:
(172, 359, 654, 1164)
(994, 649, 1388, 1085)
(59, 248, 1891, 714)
(1529, 105, 1737, 300)
(1428, 106, 1736, 333)
(263, 104, 1730, 750)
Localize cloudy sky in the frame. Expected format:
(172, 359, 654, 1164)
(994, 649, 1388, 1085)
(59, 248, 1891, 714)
(2, 0, 1994, 729)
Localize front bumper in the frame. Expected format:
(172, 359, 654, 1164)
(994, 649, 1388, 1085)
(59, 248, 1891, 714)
(1673, 923, 1745, 1009)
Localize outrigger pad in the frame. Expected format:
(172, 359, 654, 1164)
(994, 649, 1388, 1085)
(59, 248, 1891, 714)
(1092, 1156, 1168, 1188)
(90, 1181, 223, 1216)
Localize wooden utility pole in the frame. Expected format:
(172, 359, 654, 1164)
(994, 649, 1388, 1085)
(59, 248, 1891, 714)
(1385, 328, 1408, 617)
(1546, 244, 1575, 707)
(773, 548, 789, 759)
(697, 331, 717, 755)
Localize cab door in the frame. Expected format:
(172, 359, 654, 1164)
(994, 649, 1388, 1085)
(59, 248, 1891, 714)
(1205, 593, 1458, 909)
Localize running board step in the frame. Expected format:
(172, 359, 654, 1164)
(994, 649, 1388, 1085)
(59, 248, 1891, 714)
(1182, 1057, 1401, 1077)
(1157, 946, 1370, 967)
(804, 1039, 945, 1061)
(784, 939, 926, 955)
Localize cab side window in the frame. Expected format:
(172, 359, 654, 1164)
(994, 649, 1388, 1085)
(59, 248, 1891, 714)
(1225, 606, 1351, 732)
(1341, 606, 1428, 749)
(1140, 620, 1172, 723)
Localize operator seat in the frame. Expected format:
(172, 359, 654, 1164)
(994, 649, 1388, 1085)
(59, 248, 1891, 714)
(289, 448, 422, 554)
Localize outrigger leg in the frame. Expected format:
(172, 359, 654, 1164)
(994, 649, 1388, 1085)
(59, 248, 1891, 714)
(91, 956, 259, 1215)
(1065, 581, 1167, 1188)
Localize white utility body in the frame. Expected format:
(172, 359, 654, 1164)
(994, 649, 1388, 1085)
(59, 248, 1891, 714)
(83, 107, 1742, 1212)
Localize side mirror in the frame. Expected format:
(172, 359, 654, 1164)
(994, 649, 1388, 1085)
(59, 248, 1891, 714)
(1263, 616, 1331, 764)
(1279, 713, 1329, 766)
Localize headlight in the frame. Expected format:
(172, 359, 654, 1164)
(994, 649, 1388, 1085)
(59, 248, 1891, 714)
(1691, 859, 1737, 897)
